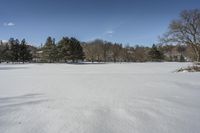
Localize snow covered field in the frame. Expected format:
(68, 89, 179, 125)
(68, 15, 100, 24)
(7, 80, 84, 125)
(0, 63, 200, 133)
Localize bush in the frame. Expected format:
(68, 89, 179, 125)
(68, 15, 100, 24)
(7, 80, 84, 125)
(177, 65, 200, 72)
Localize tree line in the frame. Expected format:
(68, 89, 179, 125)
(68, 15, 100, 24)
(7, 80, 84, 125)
(36, 37, 193, 63)
(0, 37, 194, 63)
(0, 38, 32, 63)
(83, 40, 189, 62)
(37, 37, 191, 63)
(40, 37, 84, 63)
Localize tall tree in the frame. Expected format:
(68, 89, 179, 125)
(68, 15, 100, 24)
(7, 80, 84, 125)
(9, 38, 20, 62)
(42, 37, 57, 62)
(3, 44, 12, 62)
(102, 42, 111, 62)
(57, 37, 84, 63)
(19, 39, 32, 63)
(57, 37, 71, 62)
(161, 9, 200, 62)
(112, 43, 122, 62)
(68, 37, 84, 62)
(0, 43, 3, 63)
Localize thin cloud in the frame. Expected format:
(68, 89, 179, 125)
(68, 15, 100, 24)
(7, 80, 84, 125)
(105, 30, 114, 34)
(105, 30, 115, 35)
(104, 30, 115, 37)
(3, 22, 15, 26)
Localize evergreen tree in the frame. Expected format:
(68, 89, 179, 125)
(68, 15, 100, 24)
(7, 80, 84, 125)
(148, 44, 163, 61)
(57, 37, 71, 62)
(51, 38, 58, 62)
(57, 37, 84, 63)
(42, 37, 57, 62)
(0, 45, 3, 63)
(19, 39, 32, 63)
(9, 38, 20, 62)
(69, 37, 84, 62)
(3, 44, 12, 62)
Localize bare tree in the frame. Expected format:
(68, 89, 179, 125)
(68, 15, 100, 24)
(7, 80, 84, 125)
(112, 43, 122, 62)
(161, 9, 200, 62)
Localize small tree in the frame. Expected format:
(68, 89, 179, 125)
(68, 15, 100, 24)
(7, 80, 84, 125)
(148, 44, 163, 61)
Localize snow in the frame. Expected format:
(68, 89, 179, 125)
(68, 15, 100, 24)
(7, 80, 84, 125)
(0, 62, 200, 133)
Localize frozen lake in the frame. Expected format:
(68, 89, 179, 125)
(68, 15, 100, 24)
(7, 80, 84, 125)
(0, 63, 200, 133)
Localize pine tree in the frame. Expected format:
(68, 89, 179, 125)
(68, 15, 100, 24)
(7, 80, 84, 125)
(0, 44, 3, 63)
(19, 39, 32, 63)
(148, 44, 163, 61)
(57, 37, 71, 62)
(42, 37, 57, 63)
(1, 44, 11, 62)
(9, 38, 20, 62)
(69, 37, 84, 63)
(57, 37, 84, 63)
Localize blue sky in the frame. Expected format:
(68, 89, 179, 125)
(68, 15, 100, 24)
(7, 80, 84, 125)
(0, 0, 200, 46)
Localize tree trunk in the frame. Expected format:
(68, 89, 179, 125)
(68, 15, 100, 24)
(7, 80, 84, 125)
(197, 51, 200, 62)
(189, 43, 200, 62)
